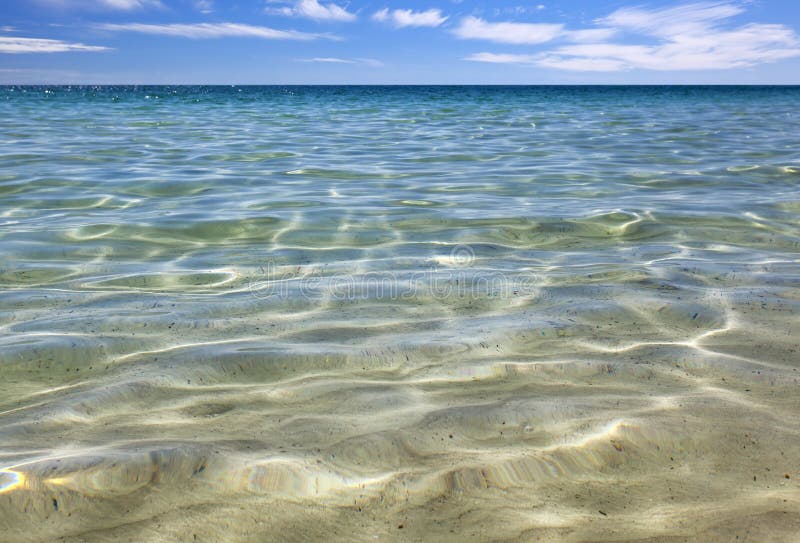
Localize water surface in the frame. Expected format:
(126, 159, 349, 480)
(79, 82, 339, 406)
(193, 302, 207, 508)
(1, 86, 799, 542)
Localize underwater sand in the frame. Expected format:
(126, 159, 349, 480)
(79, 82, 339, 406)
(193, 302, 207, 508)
(1, 86, 799, 542)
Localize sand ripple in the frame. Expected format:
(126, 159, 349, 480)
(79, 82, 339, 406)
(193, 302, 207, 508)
(1, 86, 800, 542)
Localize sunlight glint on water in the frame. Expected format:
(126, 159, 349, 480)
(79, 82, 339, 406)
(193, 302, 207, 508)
(1, 86, 799, 542)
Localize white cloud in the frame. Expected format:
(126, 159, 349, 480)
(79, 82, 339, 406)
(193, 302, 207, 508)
(453, 16, 562, 44)
(534, 55, 628, 72)
(97, 22, 332, 40)
(464, 52, 538, 64)
(372, 8, 389, 22)
(372, 8, 447, 28)
(265, 6, 295, 16)
(0, 36, 111, 53)
(36, 0, 163, 9)
(305, 57, 355, 63)
(556, 2, 800, 71)
(464, 51, 623, 72)
(299, 57, 383, 66)
(194, 0, 213, 14)
(465, 2, 800, 72)
(392, 9, 446, 27)
(267, 0, 356, 22)
(491, 4, 546, 17)
(464, 51, 626, 72)
(598, 2, 744, 38)
(564, 28, 617, 43)
(358, 57, 384, 67)
(100, 0, 161, 8)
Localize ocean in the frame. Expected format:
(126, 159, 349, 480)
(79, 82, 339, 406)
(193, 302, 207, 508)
(1, 85, 799, 542)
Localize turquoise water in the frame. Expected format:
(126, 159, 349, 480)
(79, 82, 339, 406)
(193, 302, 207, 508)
(1, 86, 799, 542)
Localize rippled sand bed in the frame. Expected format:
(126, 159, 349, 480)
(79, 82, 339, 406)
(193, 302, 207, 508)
(1, 86, 799, 542)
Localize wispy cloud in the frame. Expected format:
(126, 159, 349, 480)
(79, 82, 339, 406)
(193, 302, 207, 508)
(194, 0, 213, 14)
(101, 0, 162, 8)
(299, 57, 383, 66)
(266, 0, 356, 22)
(564, 28, 617, 43)
(464, 52, 538, 64)
(492, 4, 547, 17)
(97, 22, 333, 40)
(598, 2, 744, 38)
(465, 2, 800, 72)
(465, 51, 624, 72)
(304, 56, 355, 63)
(372, 8, 447, 28)
(36, 0, 163, 10)
(453, 16, 562, 44)
(0, 36, 111, 53)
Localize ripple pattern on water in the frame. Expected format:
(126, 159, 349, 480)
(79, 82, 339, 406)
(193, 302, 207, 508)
(1, 86, 800, 542)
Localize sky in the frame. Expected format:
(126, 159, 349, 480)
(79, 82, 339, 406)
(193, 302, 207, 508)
(1, 0, 800, 84)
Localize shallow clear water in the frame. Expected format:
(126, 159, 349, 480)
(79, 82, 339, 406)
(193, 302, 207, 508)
(1, 86, 799, 542)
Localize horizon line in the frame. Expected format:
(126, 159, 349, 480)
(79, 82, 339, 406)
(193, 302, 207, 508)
(3, 83, 800, 87)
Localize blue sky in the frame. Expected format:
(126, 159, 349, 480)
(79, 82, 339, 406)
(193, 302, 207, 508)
(1, 1, 800, 83)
